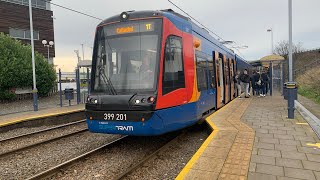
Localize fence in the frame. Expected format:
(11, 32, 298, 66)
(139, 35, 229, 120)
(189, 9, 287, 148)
(294, 59, 320, 77)
(0, 68, 91, 105)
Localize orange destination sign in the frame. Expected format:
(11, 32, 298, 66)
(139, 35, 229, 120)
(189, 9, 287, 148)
(105, 21, 155, 36)
(116, 26, 134, 34)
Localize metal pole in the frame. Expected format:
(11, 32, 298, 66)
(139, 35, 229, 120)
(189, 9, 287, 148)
(81, 44, 84, 61)
(288, 0, 295, 119)
(76, 68, 81, 104)
(288, 0, 293, 82)
(87, 68, 90, 95)
(29, 0, 38, 111)
(59, 68, 62, 107)
(271, 29, 274, 54)
(47, 46, 50, 63)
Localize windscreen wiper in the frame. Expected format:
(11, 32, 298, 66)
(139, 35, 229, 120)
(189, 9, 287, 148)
(99, 66, 117, 95)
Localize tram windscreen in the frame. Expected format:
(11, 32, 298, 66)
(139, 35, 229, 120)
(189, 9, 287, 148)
(93, 19, 162, 94)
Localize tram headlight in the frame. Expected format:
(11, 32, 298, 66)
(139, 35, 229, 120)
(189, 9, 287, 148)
(120, 12, 129, 21)
(148, 96, 155, 103)
(135, 99, 140, 104)
(94, 99, 98, 104)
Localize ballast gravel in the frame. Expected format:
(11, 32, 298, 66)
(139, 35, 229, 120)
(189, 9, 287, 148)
(48, 133, 179, 180)
(0, 131, 121, 179)
(0, 121, 84, 141)
(49, 124, 209, 180)
(125, 124, 209, 180)
(0, 122, 87, 155)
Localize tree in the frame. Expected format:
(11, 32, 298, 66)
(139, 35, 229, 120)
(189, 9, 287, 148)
(0, 33, 56, 100)
(274, 40, 304, 59)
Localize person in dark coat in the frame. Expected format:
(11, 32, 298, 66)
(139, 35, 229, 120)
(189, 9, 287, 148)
(251, 71, 257, 96)
(260, 70, 269, 97)
(240, 69, 250, 98)
(234, 70, 241, 98)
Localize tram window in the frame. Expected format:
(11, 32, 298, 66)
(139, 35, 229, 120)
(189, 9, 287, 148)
(230, 59, 234, 81)
(196, 55, 208, 91)
(162, 36, 185, 95)
(208, 55, 215, 88)
(225, 58, 230, 84)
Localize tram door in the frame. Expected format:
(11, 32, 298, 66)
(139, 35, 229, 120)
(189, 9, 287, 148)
(215, 52, 220, 108)
(230, 58, 235, 100)
(234, 57, 238, 97)
(217, 54, 225, 106)
(223, 56, 229, 104)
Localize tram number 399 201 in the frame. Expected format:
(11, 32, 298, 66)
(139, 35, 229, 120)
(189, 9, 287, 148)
(104, 113, 127, 121)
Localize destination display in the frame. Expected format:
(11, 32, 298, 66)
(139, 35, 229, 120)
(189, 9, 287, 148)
(104, 21, 155, 36)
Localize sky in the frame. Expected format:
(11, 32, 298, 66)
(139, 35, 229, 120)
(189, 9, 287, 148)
(51, 0, 320, 72)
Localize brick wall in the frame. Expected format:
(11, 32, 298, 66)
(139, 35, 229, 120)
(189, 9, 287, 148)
(0, 1, 55, 58)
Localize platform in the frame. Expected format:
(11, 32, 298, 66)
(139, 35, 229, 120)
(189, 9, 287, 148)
(177, 93, 320, 180)
(0, 104, 85, 128)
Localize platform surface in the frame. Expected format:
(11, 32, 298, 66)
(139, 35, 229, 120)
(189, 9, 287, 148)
(0, 104, 85, 127)
(177, 93, 320, 180)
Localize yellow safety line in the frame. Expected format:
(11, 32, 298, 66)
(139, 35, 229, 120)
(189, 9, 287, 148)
(296, 122, 308, 125)
(175, 99, 237, 180)
(0, 108, 84, 128)
(307, 143, 320, 149)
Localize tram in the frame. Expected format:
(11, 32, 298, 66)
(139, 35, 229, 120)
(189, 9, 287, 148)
(85, 10, 251, 135)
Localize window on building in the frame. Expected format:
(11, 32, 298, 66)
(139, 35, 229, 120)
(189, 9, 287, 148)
(162, 35, 185, 95)
(9, 28, 39, 40)
(1, 0, 49, 10)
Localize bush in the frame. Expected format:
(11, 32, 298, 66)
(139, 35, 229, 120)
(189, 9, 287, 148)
(296, 67, 320, 104)
(0, 91, 16, 101)
(0, 33, 56, 100)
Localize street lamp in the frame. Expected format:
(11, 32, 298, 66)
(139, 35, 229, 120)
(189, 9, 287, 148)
(267, 28, 274, 54)
(28, 0, 38, 111)
(42, 39, 54, 63)
(287, 0, 296, 119)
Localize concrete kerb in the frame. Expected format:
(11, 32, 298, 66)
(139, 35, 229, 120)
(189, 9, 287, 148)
(295, 100, 320, 139)
(0, 108, 85, 132)
(175, 99, 237, 180)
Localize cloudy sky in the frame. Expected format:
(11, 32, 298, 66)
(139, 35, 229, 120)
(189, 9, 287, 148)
(51, 0, 320, 71)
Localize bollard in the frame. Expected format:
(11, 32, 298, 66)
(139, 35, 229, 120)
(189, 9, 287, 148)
(59, 68, 62, 107)
(286, 82, 298, 119)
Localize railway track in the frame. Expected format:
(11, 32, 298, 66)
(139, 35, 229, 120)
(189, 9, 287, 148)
(26, 136, 128, 180)
(0, 119, 86, 142)
(0, 120, 87, 158)
(114, 132, 185, 180)
(24, 132, 183, 180)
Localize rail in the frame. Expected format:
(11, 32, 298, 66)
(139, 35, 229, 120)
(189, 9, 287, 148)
(114, 132, 186, 180)
(26, 136, 128, 180)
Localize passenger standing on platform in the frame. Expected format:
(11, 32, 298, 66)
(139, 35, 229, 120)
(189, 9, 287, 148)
(253, 71, 260, 96)
(260, 70, 269, 97)
(234, 71, 241, 98)
(251, 71, 257, 96)
(240, 69, 250, 98)
(265, 69, 270, 94)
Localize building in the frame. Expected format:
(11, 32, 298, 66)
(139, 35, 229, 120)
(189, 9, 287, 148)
(0, 0, 55, 64)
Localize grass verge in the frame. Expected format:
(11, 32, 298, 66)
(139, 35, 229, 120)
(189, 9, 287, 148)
(298, 87, 320, 105)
